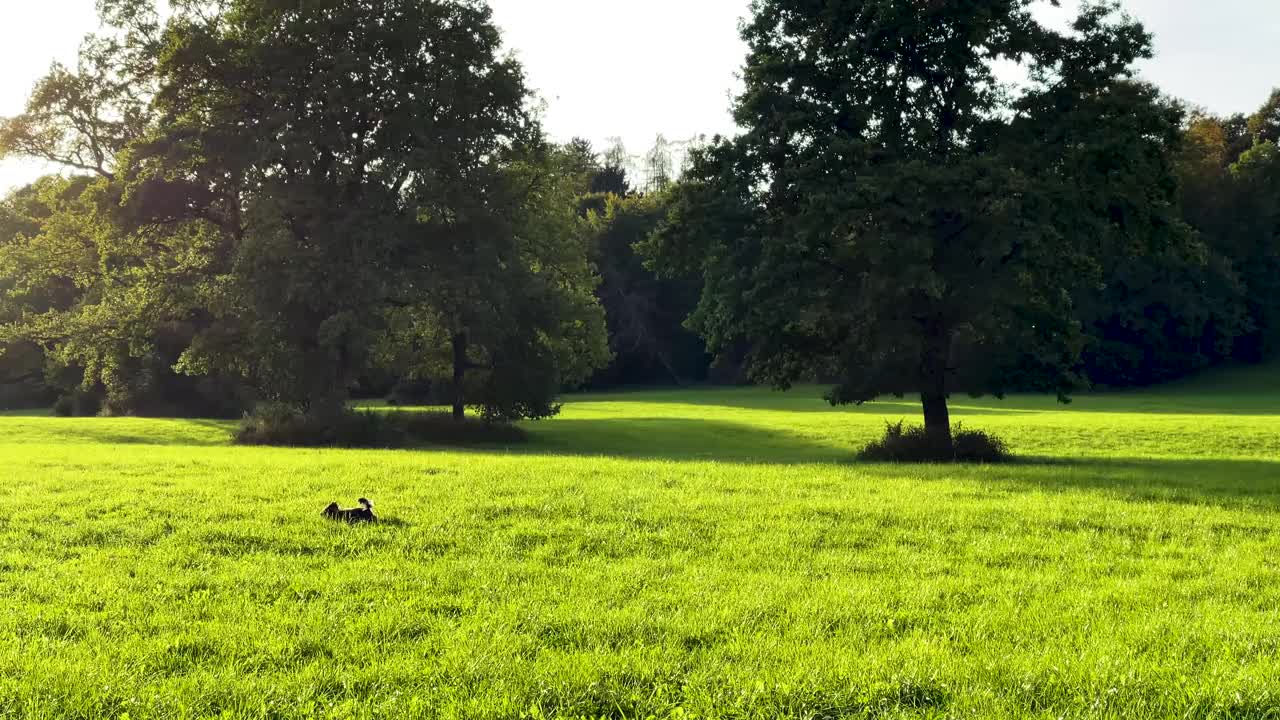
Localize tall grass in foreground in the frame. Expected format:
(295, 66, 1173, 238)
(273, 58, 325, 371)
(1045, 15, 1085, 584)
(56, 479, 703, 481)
(2, 374, 1280, 718)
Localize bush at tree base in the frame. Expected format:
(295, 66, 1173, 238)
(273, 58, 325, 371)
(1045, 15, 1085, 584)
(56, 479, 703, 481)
(858, 421, 1011, 464)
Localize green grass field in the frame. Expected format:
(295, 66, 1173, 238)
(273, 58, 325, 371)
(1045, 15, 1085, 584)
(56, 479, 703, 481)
(3, 366, 1280, 719)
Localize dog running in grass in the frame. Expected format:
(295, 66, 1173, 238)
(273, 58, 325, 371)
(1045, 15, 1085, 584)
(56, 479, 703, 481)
(323, 498, 377, 524)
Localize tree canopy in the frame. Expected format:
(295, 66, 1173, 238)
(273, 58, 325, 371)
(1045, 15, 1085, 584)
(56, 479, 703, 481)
(1, 0, 610, 422)
(648, 0, 1187, 442)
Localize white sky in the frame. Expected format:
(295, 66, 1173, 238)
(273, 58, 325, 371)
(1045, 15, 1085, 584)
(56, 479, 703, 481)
(2, 0, 1279, 193)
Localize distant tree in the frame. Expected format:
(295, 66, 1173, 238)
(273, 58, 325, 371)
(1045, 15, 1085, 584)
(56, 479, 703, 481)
(0, 2, 257, 417)
(0, 177, 98, 404)
(588, 192, 708, 386)
(564, 136, 630, 201)
(0, 175, 252, 416)
(564, 137, 600, 177)
(0, 0, 156, 178)
(1176, 94, 1280, 362)
(1226, 140, 1280, 357)
(1247, 88, 1280, 146)
(0, 180, 66, 408)
(648, 0, 1177, 444)
(594, 138, 632, 196)
(1068, 86, 1248, 386)
(644, 135, 674, 194)
(678, 134, 709, 178)
(384, 142, 611, 421)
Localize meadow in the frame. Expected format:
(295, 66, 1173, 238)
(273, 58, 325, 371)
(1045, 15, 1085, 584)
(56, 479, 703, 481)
(3, 366, 1280, 719)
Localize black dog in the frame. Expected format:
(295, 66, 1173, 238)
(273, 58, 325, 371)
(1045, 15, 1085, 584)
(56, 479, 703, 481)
(322, 498, 377, 524)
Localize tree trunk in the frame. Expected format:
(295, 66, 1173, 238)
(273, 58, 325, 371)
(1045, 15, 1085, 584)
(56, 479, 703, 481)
(920, 317, 953, 446)
(921, 391, 951, 445)
(452, 331, 467, 422)
(306, 349, 347, 422)
(307, 391, 348, 424)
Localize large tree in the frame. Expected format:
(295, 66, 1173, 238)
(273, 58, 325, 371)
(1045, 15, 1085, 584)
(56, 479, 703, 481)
(2, 0, 610, 421)
(117, 0, 542, 417)
(588, 191, 709, 386)
(0, 173, 253, 416)
(381, 141, 610, 421)
(648, 0, 1177, 443)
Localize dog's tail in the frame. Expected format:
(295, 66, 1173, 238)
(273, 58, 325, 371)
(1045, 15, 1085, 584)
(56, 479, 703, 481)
(358, 498, 374, 511)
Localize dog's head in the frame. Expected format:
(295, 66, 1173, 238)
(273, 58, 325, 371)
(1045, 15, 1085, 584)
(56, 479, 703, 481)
(322, 502, 341, 518)
(357, 498, 374, 511)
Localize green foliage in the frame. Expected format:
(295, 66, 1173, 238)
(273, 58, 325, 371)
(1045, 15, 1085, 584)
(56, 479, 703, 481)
(587, 191, 710, 386)
(1246, 88, 1280, 146)
(5, 0, 1279, 419)
(648, 0, 1176, 439)
(858, 420, 1011, 464)
(1226, 141, 1280, 354)
(0, 175, 255, 417)
(385, 378, 450, 407)
(0, 0, 154, 180)
(1069, 85, 1249, 387)
(1176, 101, 1280, 363)
(112, 0, 542, 414)
(379, 141, 612, 421)
(1, 1, 609, 422)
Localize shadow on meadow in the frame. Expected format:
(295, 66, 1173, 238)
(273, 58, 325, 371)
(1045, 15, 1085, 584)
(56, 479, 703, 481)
(570, 388, 1047, 416)
(0, 408, 53, 418)
(524, 418, 1280, 508)
(522, 416, 852, 463)
(570, 368, 1280, 416)
(946, 456, 1280, 510)
(5, 418, 235, 447)
(10, 405, 1280, 510)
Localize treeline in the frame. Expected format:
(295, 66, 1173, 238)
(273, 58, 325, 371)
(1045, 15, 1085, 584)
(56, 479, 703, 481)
(1067, 91, 1280, 389)
(0, 131, 715, 414)
(0, 0, 612, 421)
(2, 0, 1279, 436)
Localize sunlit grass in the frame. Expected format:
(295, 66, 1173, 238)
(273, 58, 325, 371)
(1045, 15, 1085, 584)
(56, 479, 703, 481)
(2, 367, 1280, 718)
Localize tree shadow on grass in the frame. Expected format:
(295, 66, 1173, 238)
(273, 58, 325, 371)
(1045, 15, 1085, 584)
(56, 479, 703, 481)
(13, 412, 1280, 510)
(520, 417, 856, 464)
(948, 456, 1280, 511)
(0, 408, 53, 417)
(373, 516, 412, 528)
(569, 387, 1042, 414)
(7, 418, 235, 447)
(521, 418, 1280, 509)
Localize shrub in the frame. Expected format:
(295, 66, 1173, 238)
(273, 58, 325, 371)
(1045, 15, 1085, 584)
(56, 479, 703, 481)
(99, 368, 254, 419)
(0, 384, 56, 412)
(858, 421, 1011, 463)
(51, 396, 72, 417)
(234, 404, 526, 448)
(52, 390, 104, 417)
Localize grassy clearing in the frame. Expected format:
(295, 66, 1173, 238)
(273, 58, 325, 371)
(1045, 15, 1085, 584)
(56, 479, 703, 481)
(3, 368, 1280, 718)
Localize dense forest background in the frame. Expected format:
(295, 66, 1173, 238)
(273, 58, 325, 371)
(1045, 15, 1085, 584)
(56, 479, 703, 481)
(1, 0, 1279, 425)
